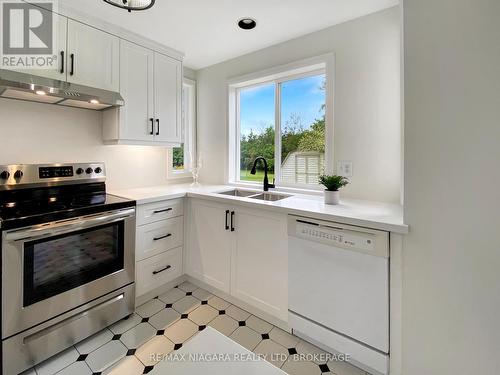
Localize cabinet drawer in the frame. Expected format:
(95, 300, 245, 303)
(136, 247, 182, 297)
(136, 217, 183, 261)
(137, 199, 183, 225)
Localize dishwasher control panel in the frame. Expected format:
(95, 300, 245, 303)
(289, 216, 389, 258)
(296, 221, 375, 252)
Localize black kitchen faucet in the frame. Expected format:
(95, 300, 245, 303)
(250, 157, 275, 191)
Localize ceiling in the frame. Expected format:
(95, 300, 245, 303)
(60, 0, 399, 69)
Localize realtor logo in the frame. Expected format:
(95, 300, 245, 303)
(1, 0, 58, 69)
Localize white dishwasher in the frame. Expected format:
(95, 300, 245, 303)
(288, 216, 390, 375)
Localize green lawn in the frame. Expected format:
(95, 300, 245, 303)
(240, 169, 275, 183)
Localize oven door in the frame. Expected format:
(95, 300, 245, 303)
(2, 207, 135, 339)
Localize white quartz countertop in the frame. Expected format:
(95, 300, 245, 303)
(110, 183, 408, 234)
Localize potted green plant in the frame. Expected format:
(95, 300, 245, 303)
(319, 175, 349, 205)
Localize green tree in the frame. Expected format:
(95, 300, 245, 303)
(240, 124, 275, 172)
(298, 117, 325, 153)
(281, 113, 304, 162)
(173, 145, 184, 169)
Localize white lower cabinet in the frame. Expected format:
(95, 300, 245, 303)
(136, 247, 182, 297)
(136, 216, 183, 261)
(186, 198, 288, 321)
(185, 199, 232, 293)
(135, 199, 184, 300)
(231, 206, 288, 321)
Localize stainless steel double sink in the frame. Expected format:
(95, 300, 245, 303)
(216, 189, 291, 202)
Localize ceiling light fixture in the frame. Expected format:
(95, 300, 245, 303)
(238, 18, 257, 30)
(89, 99, 100, 104)
(35, 90, 46, 96)
(102, 0, 155, 12)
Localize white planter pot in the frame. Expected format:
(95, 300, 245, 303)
(324, 190, 340, 205)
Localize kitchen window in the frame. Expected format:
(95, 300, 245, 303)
(169, 78, 196, 178)
(228, 56, 334, 189)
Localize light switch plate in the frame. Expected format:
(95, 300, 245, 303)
(337, 161, 353, 177)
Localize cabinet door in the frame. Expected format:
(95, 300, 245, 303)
(67, 20, 119, 91)
(118, 40, 154, 141)
(231, 207, 288, 321)
(7, 11, 67, 81)
(186, 199, 232, 293)
(154, 52, 182, 143)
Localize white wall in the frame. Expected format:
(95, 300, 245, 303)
(0, 99, 170, 191)
(403, 0, 500, 374)
(197, 7, 401, 203)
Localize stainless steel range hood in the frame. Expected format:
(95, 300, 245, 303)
(0, 69, 124, 110)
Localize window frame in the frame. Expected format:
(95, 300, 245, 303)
(228, 54, 335, 191)
(168, 78, 197, 179)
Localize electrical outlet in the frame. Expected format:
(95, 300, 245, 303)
(337, 161, 353, 177)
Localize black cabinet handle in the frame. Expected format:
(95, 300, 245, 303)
(156, 119, 160, 135)
(225, 210, 230, 230)
(153, 233, 172, 241)
(150, 118, 154, 135)
(70, 53, 75, 76)
(231, 211, 235, 232)
(153, 208, 172, 214)
(60, 51, 64, 74)
(153, 265, 171, 275)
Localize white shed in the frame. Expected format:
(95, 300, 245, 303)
(281, 151, 325, 185)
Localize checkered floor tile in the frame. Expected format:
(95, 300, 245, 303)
(22, 283, 370, 375)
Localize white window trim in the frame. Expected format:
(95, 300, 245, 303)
(168, 78, 197, 180)
(227, 53, 335, 191)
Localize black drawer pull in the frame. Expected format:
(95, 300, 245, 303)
(153, 208, 172, 214)
(225, 210, 230, 230)
(60, 51, 64, 74)
(153, 233, 172, 241)
(156, 118, 160, 135)
(150, 118, 154, 135)
(153, 265, 171, 275)
(70, 53, 75, 76)
(231, 211, 235, 232)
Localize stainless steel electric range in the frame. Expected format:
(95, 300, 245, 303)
(0, 163, 136, 375)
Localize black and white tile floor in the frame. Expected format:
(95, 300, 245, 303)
(21, 282, 370, 375)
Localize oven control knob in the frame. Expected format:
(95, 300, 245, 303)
(94, 167, 102, 174)
(76, 168, 84, 175)
(86, 167, 93, 175)
(0, 171, 9, 180)
(14, 170, 23, 179)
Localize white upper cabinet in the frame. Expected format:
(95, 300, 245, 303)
(66, 20, 120, 92)
(103, 50, 182, 145)
(154, 52, 182, 143)
(114, 40, 154, 142)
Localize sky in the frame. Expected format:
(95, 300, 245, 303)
(240, 74, 326, 137)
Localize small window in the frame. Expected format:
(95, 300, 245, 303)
(230, 61, 331, 189)
(169, 79, 196, 178)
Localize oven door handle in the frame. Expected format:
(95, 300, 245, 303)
(4, 208, 136, 242)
